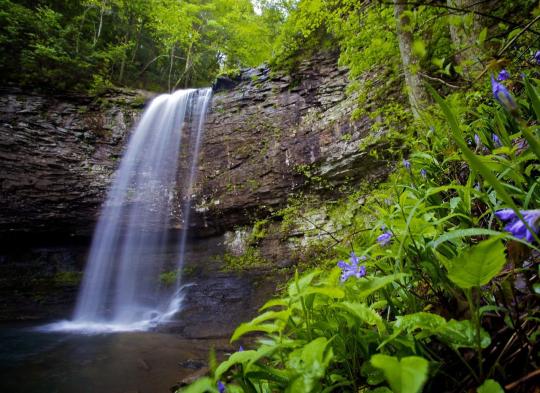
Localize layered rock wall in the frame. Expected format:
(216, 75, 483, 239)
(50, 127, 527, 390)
(0, 88, 146, 238)
(0, 53, 389, 240)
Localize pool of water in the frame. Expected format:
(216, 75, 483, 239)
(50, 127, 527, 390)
(0, 323, 231, 393)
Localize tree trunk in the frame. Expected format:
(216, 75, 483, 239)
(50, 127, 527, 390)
(168, 43, 175, 92)
(394, 0, 429, 118)
(447, 0, 484, 80)
(94, 0, 107, 47)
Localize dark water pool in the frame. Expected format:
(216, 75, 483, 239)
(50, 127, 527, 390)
(0, 323, 231, 393)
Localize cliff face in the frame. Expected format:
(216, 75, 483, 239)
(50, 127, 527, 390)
(0, 53, 389, 239)
(193, 53, 388, 233)
(0, 89, 145, 238)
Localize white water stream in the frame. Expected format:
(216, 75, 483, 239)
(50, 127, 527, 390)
(42, 88, 212, 333)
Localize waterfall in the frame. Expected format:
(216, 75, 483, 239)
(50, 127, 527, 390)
(43, 88, 212, 333)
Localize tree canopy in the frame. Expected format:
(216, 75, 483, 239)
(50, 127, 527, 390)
(0, 0, 288, 91)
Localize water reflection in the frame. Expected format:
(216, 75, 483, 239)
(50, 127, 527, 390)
(0, 324, 230, 393)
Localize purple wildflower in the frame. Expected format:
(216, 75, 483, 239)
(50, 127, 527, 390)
(377, 232, 393, 246)
(534, 51, 540, 65)
(495, 209, 540, 243)
(403, 159, 411, 170)
(337, 252, 367, 282)
(239, 346, 244, 352)
(497, 69, 510, 81)
(217, 381, 226, 393)
(492, 133, 502, 147)
(420, 168, 427, 178)
(474, 134, 482, 147)
(491, 75, 518, 113)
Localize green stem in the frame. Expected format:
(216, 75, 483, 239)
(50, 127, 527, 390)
(466, 288, 484, 380)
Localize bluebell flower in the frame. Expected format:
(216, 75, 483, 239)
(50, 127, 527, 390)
(403, 159, 411, 170)
(337, 252, 367, 282)
(492, 133, 502, 147)
(377, 232, 393, 246)
(217, 381, 226, 393)
(491, 75, 518, 113)
(239, 346, 244, 352)
(497, 69, 510, 81)
(534, 51, 540, 65)
(474, 134, 482, 147)
(420, 168, 427, 178)
(495, 209, 540, 243)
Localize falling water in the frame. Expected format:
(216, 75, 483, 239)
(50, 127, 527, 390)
(43, 88, 212, 333)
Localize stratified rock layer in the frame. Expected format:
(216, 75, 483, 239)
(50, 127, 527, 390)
(194, 52, 388, 233)
(0, 53, 388, 239)
(0, 88, 146, 237)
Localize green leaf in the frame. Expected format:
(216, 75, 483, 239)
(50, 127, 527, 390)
(335, 302, 387, 334)
(477, 27, 488, 45)
(288, 270, 320, 297)
(395, 312, 446, 334)
(355, 274, 407, 298)
(524, 77, 540, 122)
(438, 319, 491, 349)
(361, 361, 386, 385)
(477, 379, 504, 393)
(287, 337, 334, 392)
(259, 298, 289, 311)
(215, 350, 259, 379)
(371, 355, 429, 393)
(446, 237, 507, 289)
(429, 228, 505, 249)
(231, 322, 280, 342)
(304, 286, 345, 298)
(177, 377, 216, 393)
(413, 40, 426, 58)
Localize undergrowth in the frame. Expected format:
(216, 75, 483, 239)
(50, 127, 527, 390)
(180, 70, 540, 393)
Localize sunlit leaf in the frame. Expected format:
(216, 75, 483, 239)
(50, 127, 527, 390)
(371, 355, 429, 393)
(446, 237, 507, 289)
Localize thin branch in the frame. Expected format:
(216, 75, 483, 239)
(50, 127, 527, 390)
(498, 14, 540, 57)
(418, 72, 460, 89)
(380, 1, 540, 36)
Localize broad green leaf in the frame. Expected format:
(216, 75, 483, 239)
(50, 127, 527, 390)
(231, 322, 280, 342)
(361, 361, 386, 386)
(371, 355, 429, 393)
(335, 302, 386, 334)
(446, 237, 506, 289)
(395, 312, 446, 334)
(287, 337, 333, 392)
(477, 379, 504, 393)
(259, 298, 289, 311)
(304, 286, 345, 298)
(250, 310, 291, 325)
(215, 350, 259, 379)
(438, 319, 491, 349)
(288, 270, 320, 297)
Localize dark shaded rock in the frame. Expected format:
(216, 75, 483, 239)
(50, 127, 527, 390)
(178, 359, 206, 370)
(0, 88, 149, 239)
(213, 75, 241, 92)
